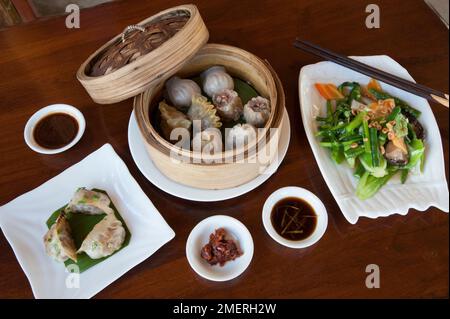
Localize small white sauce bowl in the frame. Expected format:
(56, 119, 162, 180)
(262, 186, 328, 249)
(24, 104, 85, 154)
(186, 215, 254, 282)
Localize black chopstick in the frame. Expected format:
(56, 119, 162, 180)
(296, 40, 443, 97)
(293, 39, 449, 108)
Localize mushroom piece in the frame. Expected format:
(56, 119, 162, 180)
(405, 113, 425, 140)
(384, 141, 409, 166)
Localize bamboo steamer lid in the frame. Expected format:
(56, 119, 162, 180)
(77, 4, 209, 104)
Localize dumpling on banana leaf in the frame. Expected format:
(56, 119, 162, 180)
(77, 214, 126, 259)
(43, 213, 77, 263)
(65, 188, 114, 215)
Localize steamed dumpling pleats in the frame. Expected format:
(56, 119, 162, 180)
(77, 214, 126, 259)
(65, 188, 114, 215)
(212, 89, 243, 122)
(165, 76, 201, 110)
(188, 95, 222, 130)
(201, 66, 234, 97)
(43, 213, 77, 262)
(243, 96, 271, 127)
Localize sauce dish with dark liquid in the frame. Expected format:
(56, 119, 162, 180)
(24, 104, 85, 154)
(33, 113, 79, 150)
(262, 187, 328, 249)
(270, 197, 317, 241)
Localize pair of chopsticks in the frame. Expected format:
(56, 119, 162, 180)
(293, 39, 449, 108)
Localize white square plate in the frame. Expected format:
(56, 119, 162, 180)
(0, 144, 175, 298)
(299, 55, 449, 224)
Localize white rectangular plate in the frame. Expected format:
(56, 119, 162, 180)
(0, 144, 175, 298)
(299, 55, 449, 224)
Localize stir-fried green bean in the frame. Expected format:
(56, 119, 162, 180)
(362, 116, 371, 153)
(386, 106, 401, 121)
(369, 128, 380, 167)
(344, 146, 365, 158)
(345, 111, 365, 133)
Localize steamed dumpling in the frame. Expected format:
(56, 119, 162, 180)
(188, 95, 222, 130)
(212, 89, 243, 122)
(200, 66, 234, 97)
(77, 214, 125, 259)
(192, 128, 223, 154)
(226, 123, 257, 150)
(159, 100, 192, 141)
(66, 188, 114, 215)
(43, 213, 77, 263)
(165, 76, 201, 110)
(243, 96, 271, 127)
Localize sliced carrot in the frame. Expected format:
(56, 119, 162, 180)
(361, 85, 377, 101)
(367, 78, 382, 91)
(314, 83, 344, 100)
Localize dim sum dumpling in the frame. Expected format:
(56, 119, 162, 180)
(43, 213, 77, 262)
(159, 100, 192, 141)
(165, 76, 201, 110)
(188, 95, 222, 130)
(66, 188, 114, 215)
(243, 96, 271, 127)
(77, 214, 126, 259)
(192, 128, 223, 154)
(212, 89, 243, 122)
(201, 66, 234, 97)
(225, 123, 257, 150)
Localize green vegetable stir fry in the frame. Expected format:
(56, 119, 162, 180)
(314, 80, 425, 200)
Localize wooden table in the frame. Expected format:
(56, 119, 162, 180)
(0, 0, 448, 298)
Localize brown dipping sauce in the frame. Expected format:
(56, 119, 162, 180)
(33, 113, 79, 149)
(271, 197, 317, 241)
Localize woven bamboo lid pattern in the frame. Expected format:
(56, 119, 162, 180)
(89, 15, 189, 77)
(77, 4, 209, 104)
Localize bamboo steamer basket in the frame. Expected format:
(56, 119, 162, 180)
(134, 44, 285, 189)
(76, 4, 286, 190)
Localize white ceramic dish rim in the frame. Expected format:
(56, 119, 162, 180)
(23, 104, 86, 154)
(128, 108, 291, 202)
(262, 186, 328, 249)
(298, 55, 449, 224)
(185, 215, 254, 282)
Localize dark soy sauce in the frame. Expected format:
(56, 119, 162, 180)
(33, 113, 79, 149)
(271, 197, 317, 241)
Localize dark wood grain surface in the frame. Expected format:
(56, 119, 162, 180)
(0, 0, 448, 298)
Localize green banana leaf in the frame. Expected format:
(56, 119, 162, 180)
(46, 189, 131, 273)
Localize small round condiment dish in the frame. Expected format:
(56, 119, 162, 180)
(186, 215, 254, 282)
(262, 187, 328, 249)
(24, 104, 85, 154)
